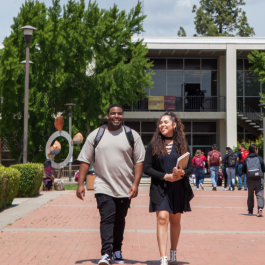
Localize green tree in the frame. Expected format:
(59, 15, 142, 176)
(177, 27, 186, 37)
(0, 0, 153, 163)
(192, 0, 255, 36)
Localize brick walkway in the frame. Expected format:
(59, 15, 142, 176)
(1, 189, 265, 265)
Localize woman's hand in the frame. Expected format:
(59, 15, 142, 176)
(173, 165, 185, 177)
(165, 173, 180, 182)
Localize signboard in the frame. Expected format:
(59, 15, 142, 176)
(164, 96, 176, 110)
(148, 96, 164, 110)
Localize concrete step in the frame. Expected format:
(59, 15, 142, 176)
(245, 120, 252, 123)
(253, 125, 260, 128)
(237, 113, 243, 117)
(249, 122, 256, 125)
(241, 116, 248, 120)
(258, 128, 263, 131)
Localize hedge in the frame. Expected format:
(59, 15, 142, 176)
(0, 166, 21, 209)
(11, 163, 44, 197)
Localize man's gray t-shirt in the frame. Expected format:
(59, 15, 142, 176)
(77, 126, 145, 198)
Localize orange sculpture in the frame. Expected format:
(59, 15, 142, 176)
(54, 116, 64, 131)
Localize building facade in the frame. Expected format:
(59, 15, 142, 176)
(124, 37, 265, 155)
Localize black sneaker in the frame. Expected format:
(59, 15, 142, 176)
(113, 251, 124, 264)
(98, 254, 113, 265)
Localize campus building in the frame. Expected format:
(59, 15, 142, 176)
(124, 37, 265, 155)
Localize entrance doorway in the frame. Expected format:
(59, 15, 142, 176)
(184, 83, 201, 111)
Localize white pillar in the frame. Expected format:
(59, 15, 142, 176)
(226, 45, 237, 149)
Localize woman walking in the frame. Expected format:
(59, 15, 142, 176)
(143, 112, 194, 265)
(225, 149, 237, 190)
(192, 150, 207, 190)
(242, 144, 265, 216)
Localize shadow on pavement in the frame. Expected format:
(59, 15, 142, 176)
(75, 259, 189, 264)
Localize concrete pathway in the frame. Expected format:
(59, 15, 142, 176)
(0, 189, 265, 265)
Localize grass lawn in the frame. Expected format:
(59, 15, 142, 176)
(64, 183, 78, 190)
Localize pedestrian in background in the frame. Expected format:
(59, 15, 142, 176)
(222, 147, 230, 190)
(207, 144, 222, 191)
(242, 144, 265, 216)
(225, 149, 237, 190)
(237, 144, 249, 190)
(192, 150, 207, 190)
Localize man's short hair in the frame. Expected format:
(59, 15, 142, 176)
(107, 104, 123, 114)
(226, 147, 231, 150)
(212, 144, 218, 150)
(240, 144, 246, 149)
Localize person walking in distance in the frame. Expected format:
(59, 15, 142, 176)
(207, 144, 222, 191)
(76, 104, 145, 265)
(237, 144, 249, 190)
(225, 149, 237, 190)
(192, 150, 207, 190)
(222, 147, 230, 190)
(242, 144, 265, 216)
(144, 112, 194, 265)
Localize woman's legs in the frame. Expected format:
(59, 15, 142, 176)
(156, 211, 170, 257)
(200, 168, 205, 185)
(169, 213, 181, 250)
(226, 168, 231, 189)
(194, 169, 200, 189)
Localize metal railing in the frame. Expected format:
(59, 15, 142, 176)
(123, 96, 226, 112)
(54, 165, 80, 179)
(237, 100, 263, 128)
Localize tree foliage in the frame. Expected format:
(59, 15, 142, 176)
(177, 27, 186, 37)
(0, 0, 153, 163)
(192, 0, 255, 36)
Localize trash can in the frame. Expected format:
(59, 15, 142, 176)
(86, 170, 95, 190)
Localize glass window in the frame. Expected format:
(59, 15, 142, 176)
(202, 59, 217, 70)
(185, 134, 191, 145)
(245, 71, 260, 96)
(150, 71, 166, 96)
(245, 98, 261, 112)
(168, 59, 183, 70)
(244, 59, 254, 71)
(184, 71, 200, 83)
(167, 71, 183, 96)
(193, 122, 216, 133)
(193, 134, 217, 145)
(192, 147, 212, 157)
(124, 122, 140, 132)
(185, 59, 200, 70)
(201, 71, 217, 96)
(237, 125, 244, 133)
(141, 134, 153, 146)
(182, 122, 191, 132)
(237, 59, 243, 70)
(150, 59, 166, 70)
(237, 71, 243, 96)
(141, 122, 157, 133)
(237, 134, 244, 143)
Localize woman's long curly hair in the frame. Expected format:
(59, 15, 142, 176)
(151, 112, 187, 156)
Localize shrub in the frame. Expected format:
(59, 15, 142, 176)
(0, 167, 21, 209)
(11, 163, 44, 197)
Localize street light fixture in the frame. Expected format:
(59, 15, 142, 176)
(20, 25, 37, 163)
(64, 103, 76, 182)
(258, 103, 265, 160)
(20, 60, 33, 72)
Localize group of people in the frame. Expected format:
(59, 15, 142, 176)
(75, 103, 264, 265)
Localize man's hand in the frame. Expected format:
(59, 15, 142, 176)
(76, 185, 85, 200)
(129, 184, 138, 199)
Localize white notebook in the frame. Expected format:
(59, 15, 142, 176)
(176, 152, 190, 170)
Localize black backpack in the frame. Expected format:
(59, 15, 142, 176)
(93, 124, 134, 151)
(227, 151, 236, 168)
(247, 157, 262, 179)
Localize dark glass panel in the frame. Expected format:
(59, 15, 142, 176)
(237, 134, 244, 143)
(237, 59, 243, 70)
(185, 134, 191, 145)
(193, 134, 217, 145)
(141, 121, 157, 133)
(124, 122, 140, 132)
(167, 59, 183, 70)
(201, 71, 217, 96)
(141, 134, 153, 146)
(167, 71, 183, 96)
(175, 97, 183, 111)
(193, 122, 216, 133)
(237, 71, 243, 96)
(150, 59, 166, 70)
(245, 98, 261, 112)
(184, 59, 200, 70)
(150, 71, 166, 96)
(244, 59, 254, 70)
(237, 125, 244, 133)
(245, 71, 260, 96)
(202, 59, 217, 70)
(245, 133, 256, 142)
(183, 122, 191, 132)
(184, 71, 200, 83)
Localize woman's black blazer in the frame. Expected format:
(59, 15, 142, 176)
(143, 142, 194, 211)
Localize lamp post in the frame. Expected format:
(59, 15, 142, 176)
(64, 103, 76, 182)
(20, 60, 33, 72)
(258, 104, 265, 161)
(20, 25, 37, 163)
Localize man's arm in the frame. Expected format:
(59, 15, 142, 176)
(207, 156, 210, 172)
(129, 162, 143, 199)
(76, 162, 90, 200)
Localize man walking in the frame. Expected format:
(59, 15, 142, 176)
(76, 104, 145, 265)
(222, 147, 230, 190)
(207, 144, 222, 191)
(237, 144, 248, 190)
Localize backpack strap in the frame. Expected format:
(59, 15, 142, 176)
(93, 125, 107, 148)
(123, 125, 134, 150)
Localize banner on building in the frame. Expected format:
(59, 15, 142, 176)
(164, 96, 176, 110)
(148, 96, 164, 110)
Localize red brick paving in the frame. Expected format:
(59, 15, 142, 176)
(1, 190, 265, 264)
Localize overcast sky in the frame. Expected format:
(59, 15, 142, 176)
(0, 0, 265, 44)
